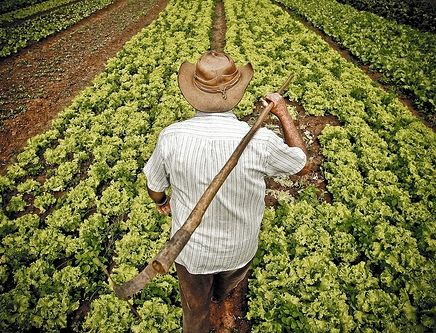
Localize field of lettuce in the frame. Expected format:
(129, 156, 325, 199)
(0, 0, 435, 332)
(0, 0, 115, 57)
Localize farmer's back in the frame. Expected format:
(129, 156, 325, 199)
(145, 110, 306, 274)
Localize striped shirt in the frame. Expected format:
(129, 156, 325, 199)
(144, 111, 306, 274)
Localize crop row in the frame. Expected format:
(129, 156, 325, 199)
(336, 0, 436, 33)
(0, 0, 214, 331)
(224, 0, 435, 331)
(0, 0, 77, 24)
(276, 0, 436, 116)
(0, 0, 114, 58)
(0, 0, 46, 15)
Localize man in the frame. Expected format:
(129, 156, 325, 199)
(144, 51, 307, 332)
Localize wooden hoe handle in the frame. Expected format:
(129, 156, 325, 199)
(112, 73, 294, 300)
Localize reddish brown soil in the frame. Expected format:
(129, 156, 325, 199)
(211, 0, 227, 52)
(210, 273, 251, 333)
(244, 100, 340, 208)
(0, 0, 169, 174)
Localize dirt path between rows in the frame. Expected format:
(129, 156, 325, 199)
(208, 3, 253, 332)
(210, 0, 227, 52)
(0, 0, 169, 174)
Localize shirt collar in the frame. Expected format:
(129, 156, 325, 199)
(195, 110, 236, 119)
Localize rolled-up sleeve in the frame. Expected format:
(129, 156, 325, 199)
(264, 132, 307, 177)
(143, 134, 170, 192)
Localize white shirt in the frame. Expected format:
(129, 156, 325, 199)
(144, 111, 306, 274)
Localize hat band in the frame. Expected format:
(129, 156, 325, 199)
(193, 69, 241, 100)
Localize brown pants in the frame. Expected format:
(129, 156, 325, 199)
(175, 260, 252, 333)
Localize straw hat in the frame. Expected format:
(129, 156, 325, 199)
(178, 51, 253, 112)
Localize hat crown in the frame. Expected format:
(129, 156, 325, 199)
(177, 51, 253, 112)
(194, 51, 239, 88)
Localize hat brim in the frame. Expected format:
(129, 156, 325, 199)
(178, 61, 253, 113)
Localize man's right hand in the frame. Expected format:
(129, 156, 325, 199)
(264, 92, 289, 119)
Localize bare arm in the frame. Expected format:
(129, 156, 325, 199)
(264, 93, 310, 175)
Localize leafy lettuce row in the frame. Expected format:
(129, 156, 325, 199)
(335, 0, 436, 33)
(251, 202, 434, 332)
(277, 0, 436, 115)
(0, 0, 213, 331)
(224, 0, 435, 331)
(0, 0, 76, 24)
(0, 0, 46, 15)
(0, 0, 114, 57)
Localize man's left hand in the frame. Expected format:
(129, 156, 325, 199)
(156, 200, 171, 215)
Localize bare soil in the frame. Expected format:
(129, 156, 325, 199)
(245, 101, 341, 208)
(211, 0, 227, 52)
(210, 273, 251, 333)
(0, 0, 169, 174)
